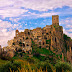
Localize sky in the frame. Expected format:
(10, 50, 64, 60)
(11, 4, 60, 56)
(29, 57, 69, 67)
(0, 0, 72, 47)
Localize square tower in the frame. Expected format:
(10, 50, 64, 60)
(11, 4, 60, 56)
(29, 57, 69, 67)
(52, 15, 59, 26)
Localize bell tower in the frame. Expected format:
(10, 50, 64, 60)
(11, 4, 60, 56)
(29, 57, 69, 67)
(52, 15, 59, 27)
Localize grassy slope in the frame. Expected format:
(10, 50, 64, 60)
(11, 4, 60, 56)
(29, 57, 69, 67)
(0, 59, 10, 66)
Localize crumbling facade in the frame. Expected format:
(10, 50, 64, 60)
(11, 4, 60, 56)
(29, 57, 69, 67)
(67, 41, 72, 63)
(0, 15, 72, 63)
(7, 15, 65, 54)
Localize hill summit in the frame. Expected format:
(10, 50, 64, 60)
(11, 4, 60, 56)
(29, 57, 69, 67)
(0, 15, 72, 63)
(8, 15, 65, 54)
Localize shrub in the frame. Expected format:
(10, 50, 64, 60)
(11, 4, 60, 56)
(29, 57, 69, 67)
(63, 34, 71, 51)
(0, 55, 14, 61)
(33, 52, 40, 57)
(55, 61, 72, 72)
(0, 61, 21, 72)
(11, 61, 21, 71)
(27, 58, 35, 63)
(37, 61, 53, 72)
(46, 39, 51, 44)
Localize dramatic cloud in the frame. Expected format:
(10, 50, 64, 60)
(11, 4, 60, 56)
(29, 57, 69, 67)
(0, 0, 72, 47)
(60, 18, 72, 25)
(63, 29, 72, 39)
(13, 0, 72, 11)
(60, 18, 72, 38)
(0, 0, 72, 18)
(38, 12, 59, 17)
(0, 8, 28, 18)
(0, 20, 23, 47)
(0, 20, 12, 28)
(0, 29, 15, 47)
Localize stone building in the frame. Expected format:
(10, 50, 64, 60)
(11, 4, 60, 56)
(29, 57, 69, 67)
(7, 15, 66, 55)
(67, 41, 72, 63)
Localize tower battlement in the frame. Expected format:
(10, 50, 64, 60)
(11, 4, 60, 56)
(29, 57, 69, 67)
(52, 15, 59, 27)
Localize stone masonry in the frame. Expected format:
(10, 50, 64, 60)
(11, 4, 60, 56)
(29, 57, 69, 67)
(7, 15, 66, 54)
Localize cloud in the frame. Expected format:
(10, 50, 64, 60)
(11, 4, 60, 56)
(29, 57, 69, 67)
(0, 29, 15, 47)
(60, 18, 72, 39)
(0, 20, 12, 28)
(0, 0, 72, 18)
(0, 20, 23, 47)
(13, 0, 72, 11)
(60, 18, 72, 24)
(60, 18, 72, 28)
(0, 20, 22, 30)
(9, 17, 21, 23)
(63, 28, 72, 39)
(38, 12, 59, 17)
(0, 8, 28, 18)
(0, 0, 72, 47)
(30, 27, 34, 30)
(21, 12, 59, 19)
(25, 24, 27, 26)
(67, 29, 72, 32)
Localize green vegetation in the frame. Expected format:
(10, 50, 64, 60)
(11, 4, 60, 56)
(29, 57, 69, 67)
(37, 61, 53, 72)
(63, 34, 71, 51)
(0, 61, 21, 72)
(63, 34, 71, 41)
(26, 37, 28, 40)
(54, 25, 55, 28)
(46, 39, 51, 44)
(55, 61, 72, 72)
(0, 59, 10, 66)
(0, 38, 72, 72)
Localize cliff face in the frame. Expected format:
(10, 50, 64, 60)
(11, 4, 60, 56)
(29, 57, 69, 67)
(51, 26, 66, 54)
(6, 15, 67, 55)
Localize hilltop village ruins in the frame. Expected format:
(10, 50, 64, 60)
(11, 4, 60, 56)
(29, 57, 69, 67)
(0, 15, 72, 63)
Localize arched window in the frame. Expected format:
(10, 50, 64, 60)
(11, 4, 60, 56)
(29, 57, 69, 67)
(71, 47, 72, 50)
(23, 37, 24, 40)
(23, 43, 25, 47)
(55, 37, 56, 42)
(46, 33, 48, 35)
(15, 48, 17, 51)
(28, 32, 30, 35)
(39, 46, 41, 48)
(43, 42, 44, 45)
(44, 36, 47, 39)
(27, 44, 29, 46)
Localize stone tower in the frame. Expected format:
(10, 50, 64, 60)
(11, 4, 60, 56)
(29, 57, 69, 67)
(52, 15, 59, 26)
(16, 30, 19, 37)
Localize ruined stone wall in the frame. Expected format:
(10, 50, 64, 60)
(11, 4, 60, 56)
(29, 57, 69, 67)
(7, 15, 67, 55)
(67, 42, 72, 63)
